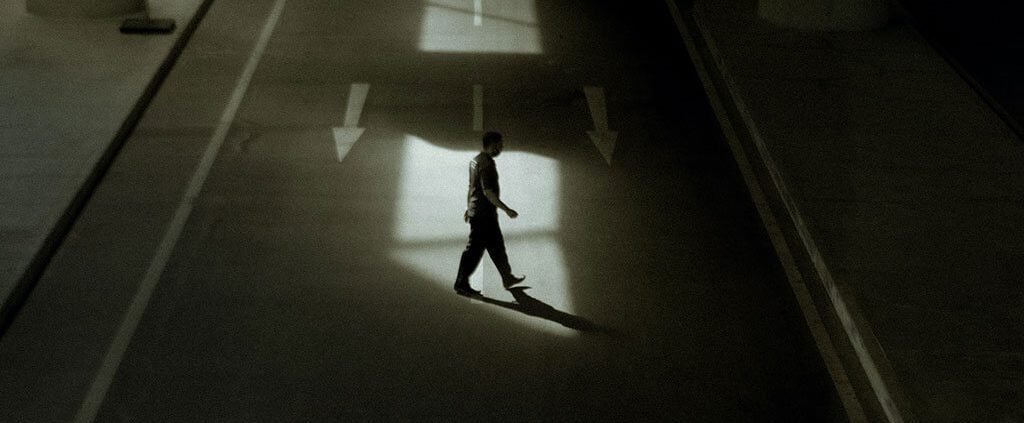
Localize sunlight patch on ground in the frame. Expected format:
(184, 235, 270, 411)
(390, 135, 575, 336)
(394, 135, 558, 242)
(419, 0, 542, 54)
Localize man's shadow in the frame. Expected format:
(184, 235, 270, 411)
(471, 287, 611, 334)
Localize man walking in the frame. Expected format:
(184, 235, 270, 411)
(454, 131, 526, 296)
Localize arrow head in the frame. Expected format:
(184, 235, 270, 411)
(332, 127, 365, 162)
(587, 130, 618, 165)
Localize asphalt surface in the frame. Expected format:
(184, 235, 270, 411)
(0, 0, 845, 421)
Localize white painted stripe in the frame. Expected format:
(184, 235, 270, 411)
(72, 0, 290, 421)
(333, 127, 366, 162)
(587, 130, 617, 165)
(343, 83, 370, 128)
(473, 84, 484, 131)
(474, 0, 483, 26)
(584, 86, 608, 131)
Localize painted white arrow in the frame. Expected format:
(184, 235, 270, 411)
(584, 86, 618, 165)
(332, 83, 370, 162)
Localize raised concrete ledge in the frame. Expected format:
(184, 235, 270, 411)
(0, 0, 209, 333)
(671, 0, 1024, 421)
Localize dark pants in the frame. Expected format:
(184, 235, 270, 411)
(455, 213, 512, 286)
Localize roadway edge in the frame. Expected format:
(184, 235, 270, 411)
(0, 0, 218, 339)
(664, 1, 915, 422)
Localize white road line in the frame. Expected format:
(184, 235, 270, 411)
(333, 127, 366, 162)
(334, 83, 370, 162)
(343, 83, 370, 127)
(72, 0, 289, 421)
(474, 0, 483, 26)
(583, 86, 617, 165)
(473, 84, 484, 131)
(584, 86, 608, 131)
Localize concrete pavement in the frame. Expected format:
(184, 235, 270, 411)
(0, 0, 846, 421)
(0, 0, 206, 330)
(676, 0, 1024, 421)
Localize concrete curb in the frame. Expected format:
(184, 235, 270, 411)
(664, 1, 915, 421)
(0, 0, 216, 339)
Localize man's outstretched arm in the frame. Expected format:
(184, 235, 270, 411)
(483, 189, 518, 218)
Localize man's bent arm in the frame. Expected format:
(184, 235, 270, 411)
(483, 189, 516, 216)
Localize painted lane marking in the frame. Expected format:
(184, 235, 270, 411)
(584, 86, 618, 165)
(584, 86, 609, 131)
(473, 84, 484, 132)
(72, 0, 290, 421)
(343, 82, 370, 127)
(334, 83, 370, 162)
(419, 0, 542, 54)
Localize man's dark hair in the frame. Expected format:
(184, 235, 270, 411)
(482, 131, 503, 148)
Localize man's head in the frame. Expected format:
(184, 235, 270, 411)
(482, 131, 504, 157)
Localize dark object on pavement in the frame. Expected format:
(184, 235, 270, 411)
(120, 18, 176, 34)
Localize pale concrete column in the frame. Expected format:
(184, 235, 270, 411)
(27, 0, 145, 17)
(759, 0, 890, 31)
